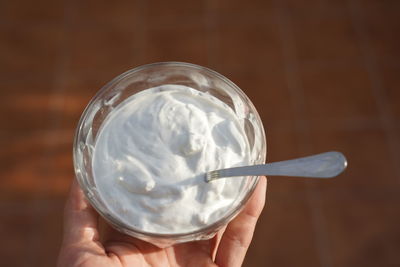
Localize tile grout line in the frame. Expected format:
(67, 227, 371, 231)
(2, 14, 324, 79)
(25, 0, 149, 264)
(132, 0, 148, 66)
(347, 0, 400, 183)
(23, 1, 75, 266)
(274, 1, 333, 267)
(205, 0, 219, 69)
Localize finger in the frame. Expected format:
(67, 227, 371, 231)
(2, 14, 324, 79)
(210, 225, 226, 260)
(215, 176, 267, 267)
(62, 179, 101, 247)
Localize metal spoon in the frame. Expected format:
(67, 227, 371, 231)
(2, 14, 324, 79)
(205, 151, 347, 182)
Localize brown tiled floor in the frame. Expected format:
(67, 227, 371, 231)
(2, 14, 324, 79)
(145, 22, 210, 65)
(0, 206, 36, 266)
(1, 0, 399, 266)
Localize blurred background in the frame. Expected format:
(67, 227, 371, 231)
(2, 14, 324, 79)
(1, 0, 399, 266)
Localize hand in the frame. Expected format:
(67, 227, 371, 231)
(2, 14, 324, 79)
(57, 177, 267, 267)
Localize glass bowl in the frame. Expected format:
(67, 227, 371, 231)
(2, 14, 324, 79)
(73, 62, 266, 247)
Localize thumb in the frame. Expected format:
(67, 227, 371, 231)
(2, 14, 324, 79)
(62, 179, 101, 247)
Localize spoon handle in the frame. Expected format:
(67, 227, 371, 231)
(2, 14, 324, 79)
(206, 151, 347, 182)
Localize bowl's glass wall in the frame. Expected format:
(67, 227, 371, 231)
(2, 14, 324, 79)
(73, 62, 266, 247)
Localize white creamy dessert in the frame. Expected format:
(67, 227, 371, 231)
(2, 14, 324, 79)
(92, 84, 250, 234)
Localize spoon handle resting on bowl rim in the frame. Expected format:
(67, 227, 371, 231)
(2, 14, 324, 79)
(206, 151, 347, 182)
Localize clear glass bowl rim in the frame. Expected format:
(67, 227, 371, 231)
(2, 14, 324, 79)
(73, 61, 267, 241)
